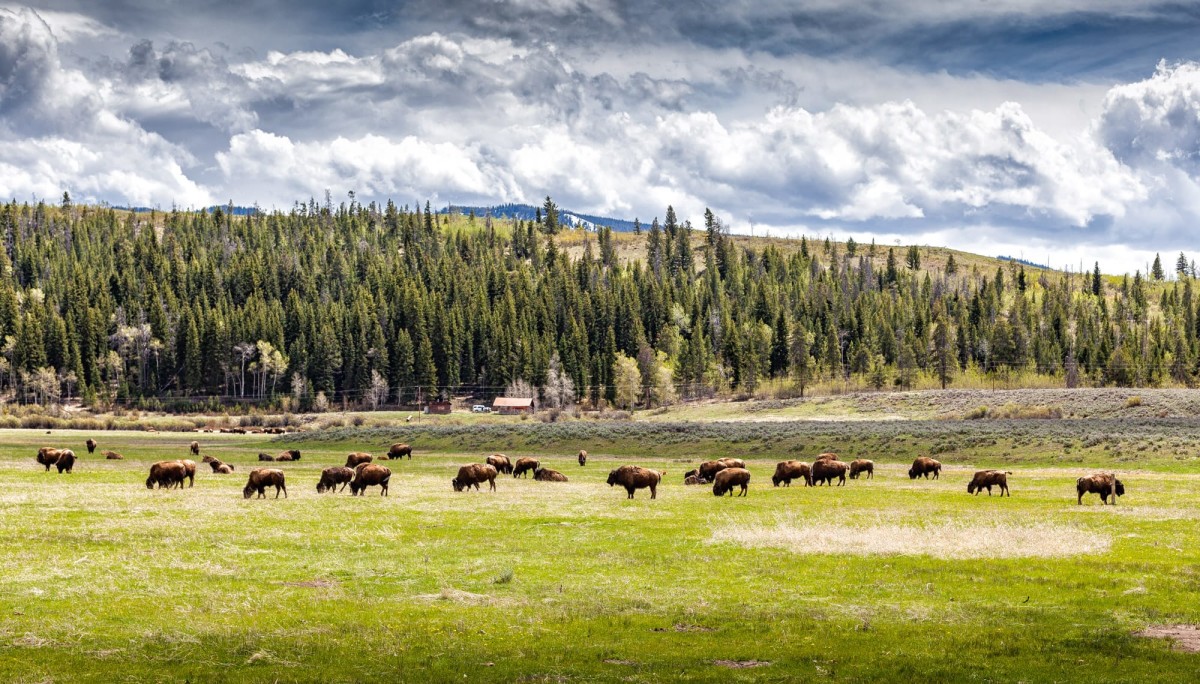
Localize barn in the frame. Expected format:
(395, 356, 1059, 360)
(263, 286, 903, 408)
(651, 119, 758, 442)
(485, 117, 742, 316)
(493, 397, 534, 415)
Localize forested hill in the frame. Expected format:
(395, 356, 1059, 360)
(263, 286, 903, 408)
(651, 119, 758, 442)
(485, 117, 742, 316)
(0, 198, 1192, 408)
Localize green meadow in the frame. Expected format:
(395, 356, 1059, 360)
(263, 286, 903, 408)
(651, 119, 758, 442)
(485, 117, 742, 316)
(1, 425, 1198, 682)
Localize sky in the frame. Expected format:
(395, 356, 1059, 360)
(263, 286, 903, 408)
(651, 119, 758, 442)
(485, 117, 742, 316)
(3, 2, 1200, 274)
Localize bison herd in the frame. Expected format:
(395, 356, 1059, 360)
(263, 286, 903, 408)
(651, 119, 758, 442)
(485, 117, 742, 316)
(29, 437, 1130, 506)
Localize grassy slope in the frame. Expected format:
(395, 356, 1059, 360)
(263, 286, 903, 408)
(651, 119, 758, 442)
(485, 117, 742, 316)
(0, 427, 1198, 682)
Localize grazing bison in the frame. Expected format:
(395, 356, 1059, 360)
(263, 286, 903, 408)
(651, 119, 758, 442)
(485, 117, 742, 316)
(698, 459, 743, 483)
(103, 450, 123, 460)
(908, 457, 942, 480)
(607, 465, 663, 499)
(85, 438, 97, 454)
(577, 450, 588, 466)
(486, 453, 513, 475)
(258, 452, 275, 461)
(533, 467, 568, 482)
(345, 452, 373, 468)
(968, 470, 1012, 496)
(713, 467, 751, 497)
(317, 466, 355, 493)
(177, 459, 197, 487)
(243, 468, 287, 499)
(387, 443, 412, 459)
(849, 459, 874, 480)
(36, 447, 63, 471)
(812, 459, 849, 487)
(513, 457, 540, 478)
(452, 463, 498, 492)
(146, 461, 187, 490)
(1077, 473, 1125, 505)
(55, 450, 77, 474)
(351, 464, 392, 496)
(772, 460, 813, 487)
(190, 441, 200, 456)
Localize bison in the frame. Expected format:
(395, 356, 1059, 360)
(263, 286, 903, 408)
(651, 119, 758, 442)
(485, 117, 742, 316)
(849, 459, 874, 480)
(103, 450, 123, 460)
(812, 459, 848, 487)
(533, 467, 568, 482)
(176, 459, 197, 487)
(387, 443, 412, 459)
(36, 447, 64, 471)
(453, 463, 498, 492)
(607, 465, 663, 499)
(1077, 473, 1125, 505)
(258, 452, 275, 462)
(814, 452, 840, 462)
(202, 455, 233, 473)
(55, 450, 76, 474)
(317, 466, 355, 493)
(684, 474, 703, 485)
(345, 452, 373, 468)
(513, 457, 540, 478)
(190, 440, 200, 456)
(577, 450, 588, 466)
(772, 460, 812, 487)
(713, 467, 751, 496)
(968, 470, 1012, 496)
(908, 456, 941, 480)
(274, 449, 301, 462)
(350, 463, 392, 496)
(146, 461, 187, 490)
(243, 468, 287, 499)
(85, 438, 97, 454)
(698, 458, 744, 483)
(486, 453, 513, 475)
(215, 464, 234, 474)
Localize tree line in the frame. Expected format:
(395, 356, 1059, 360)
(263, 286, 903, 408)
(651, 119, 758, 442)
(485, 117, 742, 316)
(0, 194, 1195, 410)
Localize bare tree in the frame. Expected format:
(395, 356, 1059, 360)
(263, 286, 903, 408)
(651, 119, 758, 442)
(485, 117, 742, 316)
(233, 342, 256, 397)
(368, 370, 389, 410)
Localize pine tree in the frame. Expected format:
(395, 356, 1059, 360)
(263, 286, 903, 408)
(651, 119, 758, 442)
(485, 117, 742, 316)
(1152, 253, 1165, 281)
(1177, 252, 1189, 276)
(1092, 262, 1102, 296)
(906, 245, 921, 270)
(945, 253, 958, 276)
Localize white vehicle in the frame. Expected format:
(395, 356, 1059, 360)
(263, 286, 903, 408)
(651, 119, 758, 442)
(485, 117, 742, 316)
(471, 405, 491, 413)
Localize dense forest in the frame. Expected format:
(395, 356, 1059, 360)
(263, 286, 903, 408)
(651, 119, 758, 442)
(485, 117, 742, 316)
(0, 194, 1194, 410)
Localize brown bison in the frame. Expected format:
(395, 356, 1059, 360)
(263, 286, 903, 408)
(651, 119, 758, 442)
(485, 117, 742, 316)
(103, 450, 123, 460)
(317, 466, 355, 493)
(698, 458, 744, 483)
(36, 447, 63, 471)
(814, 452, 840, 462)
(968, 470, 1012, 496)
(351, 464, 392, 496)
(258, 452, 275, 461)
(684, 474, 703, 485)
(1077, 473, 1125, 505)
(85, 438, 97, 454)
(243, 468, 287, 499)
(486, 453, 513, 475)
(274, 449, 301, 462)
(202, 455, 233, 473)
(533, 468, 568, 482)
(908, 457, 941, 480)
(190, 440, 200, 455)
(849, 459, 874, 480)
(453, 463, 498, 492)
(577, 450, 588, 466)
(146, 461, 187, 490)
(812, 459, 848, 487)
(713, 467, 751, 497)
(345, 452, 373, 468)
(55, 450, 76, 474)
(215, 464, 234, 474)
(513, 457, 540, 478)
(387, 443, 412, 459)
(177, 459, 197, 487)
(607, 465, 663, 499)
(772, 460, 813, 487)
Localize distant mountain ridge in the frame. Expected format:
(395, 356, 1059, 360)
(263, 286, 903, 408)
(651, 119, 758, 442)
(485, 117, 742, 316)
(441, 203, 641, 233)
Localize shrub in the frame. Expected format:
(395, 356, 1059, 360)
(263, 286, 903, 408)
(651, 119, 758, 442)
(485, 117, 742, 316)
(963, 406, 989, 420)
(1126, 396, 1143, 408)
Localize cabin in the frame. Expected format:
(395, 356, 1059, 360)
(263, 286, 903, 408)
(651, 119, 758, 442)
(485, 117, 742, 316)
(427, 401, 452, 415)
(493, 397, 534, 415)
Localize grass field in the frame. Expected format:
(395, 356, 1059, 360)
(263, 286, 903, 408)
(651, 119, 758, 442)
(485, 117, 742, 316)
(2, 426, 1200, 682)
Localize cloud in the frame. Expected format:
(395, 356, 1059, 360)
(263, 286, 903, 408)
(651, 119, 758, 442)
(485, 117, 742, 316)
(1099, 61, 1200, 172)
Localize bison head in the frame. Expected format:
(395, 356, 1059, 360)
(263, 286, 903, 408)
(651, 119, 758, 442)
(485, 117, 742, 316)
(316, 482, 327, 493)
(908, 468, 918, 479)
(606, 470, 618, 486)
(967, 482, 976, 494)
(712, 482, 726, 496)
(451, 478, 463, 492)
(771, 474, 782, 486)
(1115, 480, 1125, 497)
(145, 476, 155, 489)
(243, 483, 255, 499)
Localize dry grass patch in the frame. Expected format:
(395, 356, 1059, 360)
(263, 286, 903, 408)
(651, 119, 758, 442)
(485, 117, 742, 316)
(1136, 625, 1200, 653)
(711, 515, 1110, 559)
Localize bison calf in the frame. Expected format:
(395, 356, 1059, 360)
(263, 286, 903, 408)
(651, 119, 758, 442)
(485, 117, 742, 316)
(351, 464, 392, 496)
(712, 467, 751, 496)
(453, 463, 498, 492)
(968, 470, 1012, 496)
(317, 466, 355, 493)
(607, 465, 663, 499)
(244, 468, 287, 499)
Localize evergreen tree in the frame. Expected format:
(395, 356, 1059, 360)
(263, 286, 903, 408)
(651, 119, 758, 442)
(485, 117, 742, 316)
(1152, 253, 1165, 281)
